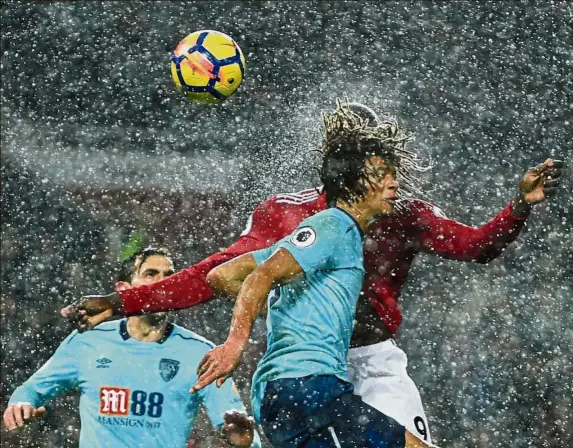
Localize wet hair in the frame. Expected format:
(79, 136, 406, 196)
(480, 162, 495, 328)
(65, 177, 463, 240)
(116, 247, 173, 283)
(319, 99, 427, 206)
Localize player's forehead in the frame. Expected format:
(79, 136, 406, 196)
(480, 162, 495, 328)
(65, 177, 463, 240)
(366, 156, 396, 172)
(135, 254, 174, 274)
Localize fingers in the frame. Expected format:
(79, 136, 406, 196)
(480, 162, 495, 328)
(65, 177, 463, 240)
(84, 308, 114, 330)
(196, 354, 213, 375)
(543, 187, 559, 198)
(216, 375, 231, 388)
(543, 179, 560, 189)
(544, 167, 563, 181)
(224, 409, 254, 427)
(60, 305, 74, 319)
(190, 371, 219, 394)
(3, 406, 16, 431)
(63, 297, 116, 332)
(530, 158, 553, 175)
(3, 403, 44, 431)
(22, 405, 31, 421)
(549, 160, 564, 170)
(191, 360, 226, 393)
(13, 404, 25, 428)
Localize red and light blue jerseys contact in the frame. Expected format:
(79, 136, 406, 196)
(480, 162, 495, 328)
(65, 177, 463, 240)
(8, 319, 260, 448)
(119, 188, 527, 337)
(249, 207, 365, 421)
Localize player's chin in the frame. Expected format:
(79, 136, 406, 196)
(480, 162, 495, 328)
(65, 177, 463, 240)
(381, 199, 397, 215)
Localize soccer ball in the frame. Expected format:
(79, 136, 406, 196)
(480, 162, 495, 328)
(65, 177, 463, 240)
(170, 30, 246, 104)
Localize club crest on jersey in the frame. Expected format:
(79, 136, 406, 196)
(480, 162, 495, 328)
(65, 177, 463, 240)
(159, 358, 180, 382)
(291, 227, 316, 247)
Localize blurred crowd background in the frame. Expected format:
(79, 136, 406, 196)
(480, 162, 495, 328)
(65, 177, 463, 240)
(1, 1, 572, 447)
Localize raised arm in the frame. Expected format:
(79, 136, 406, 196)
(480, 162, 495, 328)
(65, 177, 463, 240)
(416, 158, 564, 263)
(3, 333, 80, 432)
(191, 248, 303, 393)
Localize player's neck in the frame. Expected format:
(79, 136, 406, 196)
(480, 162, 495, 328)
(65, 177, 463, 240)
(126, 316, 168, 342)
(336, 200, 378, 232)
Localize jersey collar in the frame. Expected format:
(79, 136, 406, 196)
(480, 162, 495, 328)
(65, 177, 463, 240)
(119, 319, 174, 344)
(335, 206, 365, 241)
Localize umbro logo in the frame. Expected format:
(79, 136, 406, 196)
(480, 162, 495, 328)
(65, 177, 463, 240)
(96, 358, 112, 368)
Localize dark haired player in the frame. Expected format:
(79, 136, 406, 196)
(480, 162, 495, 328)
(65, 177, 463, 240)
(63, 103, 564, 445)
(193, 107, 412, 446)
(6, 248, 261, 448)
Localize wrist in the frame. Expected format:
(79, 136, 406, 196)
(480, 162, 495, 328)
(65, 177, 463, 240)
(511, 191, 532, 218)
(107, 292, 125, 315)
(225, 331, 249, 353)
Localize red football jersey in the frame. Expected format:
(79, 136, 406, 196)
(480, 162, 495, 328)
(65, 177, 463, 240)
(120, 187, 528, 335)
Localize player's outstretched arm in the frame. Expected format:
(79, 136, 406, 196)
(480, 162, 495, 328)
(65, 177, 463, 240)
(417, 158, 564, 263)
(61, 198, 282, 331)
(3, 403, 46, 432)
(191, 249, 303, 393)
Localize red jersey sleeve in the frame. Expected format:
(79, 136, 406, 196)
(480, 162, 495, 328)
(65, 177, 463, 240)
(413, 199, 529, 263)
(120, 197, 283, 315)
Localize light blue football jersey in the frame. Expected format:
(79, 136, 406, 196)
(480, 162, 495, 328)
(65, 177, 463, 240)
(249, 207, 365, 421)
(8, 319, 261, 448)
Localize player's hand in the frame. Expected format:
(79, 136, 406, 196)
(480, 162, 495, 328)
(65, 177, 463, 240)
(3, 403, 46, 432)
(519, 158, 564, 204)
(190, 342, 243, 393)
(221, 410, 255, 447)
(60, 293, 124, 332)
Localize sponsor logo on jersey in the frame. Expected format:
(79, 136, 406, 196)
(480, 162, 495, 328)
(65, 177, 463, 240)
(159, 359, 180, 382)
(100, 386, 130, 416)
(96, 358, 112, 368)
(291, 227, 316, 247)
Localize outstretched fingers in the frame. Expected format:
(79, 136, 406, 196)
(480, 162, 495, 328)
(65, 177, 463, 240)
(85, 309, 114, 330)
(191, 368, 220, 393)
(530, 158, 554, 175)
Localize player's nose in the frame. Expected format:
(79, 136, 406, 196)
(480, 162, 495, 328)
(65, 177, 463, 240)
(387, 177, 399, 191)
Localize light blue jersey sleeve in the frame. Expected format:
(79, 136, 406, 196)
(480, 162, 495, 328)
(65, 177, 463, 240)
(200, 379, 262, 447)
(253, 213, 347, 276)
(8, 332, 80, 407)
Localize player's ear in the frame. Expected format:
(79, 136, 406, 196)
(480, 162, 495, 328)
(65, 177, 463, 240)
(115, 281, 131, 292)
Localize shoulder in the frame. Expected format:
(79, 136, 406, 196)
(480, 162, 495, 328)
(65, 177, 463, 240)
(61, 320, 121, 347)
(300, 208, 346, 228)
(262, 187, 324, 213)
(168, 325, 215, 352)
(272, 187, 322, 205)
(292, 209, 352, 243)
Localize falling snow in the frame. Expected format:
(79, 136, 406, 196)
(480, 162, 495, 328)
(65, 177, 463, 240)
(1, 1, 572, 447)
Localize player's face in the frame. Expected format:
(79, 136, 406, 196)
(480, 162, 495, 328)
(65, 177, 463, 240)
(363, 156, 399, 215)
(130, 255, 175, 287)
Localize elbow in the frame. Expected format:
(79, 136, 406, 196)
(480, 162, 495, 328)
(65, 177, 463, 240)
(473, 250, 500, 264)
(244, 266, 275, 294)
(206, 267, 227, 294)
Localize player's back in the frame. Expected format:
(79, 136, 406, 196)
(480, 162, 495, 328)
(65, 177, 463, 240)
(249, 207, 365, 419)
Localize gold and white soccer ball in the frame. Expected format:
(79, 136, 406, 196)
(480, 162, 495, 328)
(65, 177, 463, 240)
(170, 30, 246, 104)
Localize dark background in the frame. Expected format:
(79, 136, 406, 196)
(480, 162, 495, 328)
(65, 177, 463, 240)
(1, 1, 572, 447)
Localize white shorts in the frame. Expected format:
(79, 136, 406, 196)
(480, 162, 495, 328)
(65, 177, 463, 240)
(348, 340, 433, 445)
